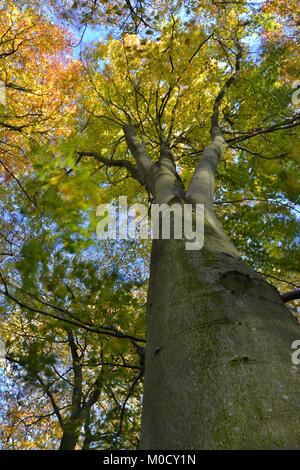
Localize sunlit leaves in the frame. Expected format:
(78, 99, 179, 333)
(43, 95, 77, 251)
(0, 0, 299, 450)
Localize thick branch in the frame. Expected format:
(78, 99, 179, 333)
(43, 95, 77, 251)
(82, 367, 104, 413)
(77, 150, 144, 185)
(67, 331, 83, 418)
(123, 124, 154, 193)
(5, 82, 34, 93)
(281, 289, 300, 303)
(186, 34, 242, 205)
(186, 136, 227, 206)
(153, 141, 185, 203)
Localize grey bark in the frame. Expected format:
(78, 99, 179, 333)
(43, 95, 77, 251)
(121, 37, 300, 447)
(140, 236, 300, 449)
(124, 131, 300, 450)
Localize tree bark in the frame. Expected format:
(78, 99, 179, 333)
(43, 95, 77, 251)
(140, 228, 300, 449)
(59, 421, 82, 450)
(121, 121, 300, 450)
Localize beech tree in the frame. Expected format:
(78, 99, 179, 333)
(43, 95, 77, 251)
(0, 0, 299, 449)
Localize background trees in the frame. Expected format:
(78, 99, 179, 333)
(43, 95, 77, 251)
(0, 0, 299, 449)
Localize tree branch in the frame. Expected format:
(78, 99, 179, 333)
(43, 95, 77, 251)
(225, 114, 300, 144)
(186, 33, 243, 205)
(0, 286, 146, 343)
(115, 368, 143, 438)
(211, 34, 243, 138)
(123, 123, 154, 192)
(281, 289, 300, 303)
(76, 150, 144, 185)
(67, 331, 83, 418)
(152, 140, 185, 203)
(35, 374, 64, 429)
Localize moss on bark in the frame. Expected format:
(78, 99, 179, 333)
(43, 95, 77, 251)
(140, 233, 300, 449)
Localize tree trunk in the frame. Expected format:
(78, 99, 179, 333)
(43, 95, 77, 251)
(121, 122, 300, 449)
(59, 421, 82, 450)
(140, 229, 300, 449)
